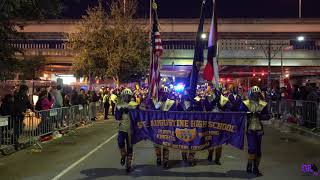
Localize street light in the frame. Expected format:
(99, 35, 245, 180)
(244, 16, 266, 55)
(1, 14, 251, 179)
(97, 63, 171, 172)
(201, 33, 207, 39)
(297, 35, 305, 42)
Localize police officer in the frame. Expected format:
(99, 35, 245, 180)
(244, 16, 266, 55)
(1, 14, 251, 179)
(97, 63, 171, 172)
(240, 86, 270, 176)
(115, 88, 138, 172)
(102, 90, 110, 120)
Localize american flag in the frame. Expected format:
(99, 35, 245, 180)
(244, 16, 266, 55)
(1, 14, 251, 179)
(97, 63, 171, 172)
(149, 1, 163, 99)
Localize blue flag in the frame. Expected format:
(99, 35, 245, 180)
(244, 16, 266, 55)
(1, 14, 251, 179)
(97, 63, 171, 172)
(189, 0, 207, 99)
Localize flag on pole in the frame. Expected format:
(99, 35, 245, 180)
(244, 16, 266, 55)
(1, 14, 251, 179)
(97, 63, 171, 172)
(149, 0, 163, 100)
(189, 0, 207, 99)
(203, 0, 219, 87)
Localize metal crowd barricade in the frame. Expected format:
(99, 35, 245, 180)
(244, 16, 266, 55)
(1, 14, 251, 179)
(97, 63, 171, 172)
(0, 116, 14, 149)
(89, 102, 96, 121)
(269, 99, 319, 129)
(95, 101, 104, 114)
(70, 104, 90, 126)
(88, 101, 104, 121)
(0, 102, 106, 155)
(268, 100, 279, 119)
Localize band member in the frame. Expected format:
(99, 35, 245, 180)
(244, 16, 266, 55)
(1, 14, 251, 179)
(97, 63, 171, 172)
(153, 86, 175, 168)
(181, 88, 193, 111)
(115, 88, 138, 172)
(181, 93, 204, 166)
(228, 86, 242, 111)
(207, 88, 230, 165)
(240, 86, 270, 176)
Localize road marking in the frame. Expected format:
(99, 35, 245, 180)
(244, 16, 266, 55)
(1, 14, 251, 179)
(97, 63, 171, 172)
(51, 133, 117, 180)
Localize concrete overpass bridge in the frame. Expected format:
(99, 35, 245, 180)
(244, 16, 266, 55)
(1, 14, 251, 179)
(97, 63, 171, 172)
(11, 18, 320, 79)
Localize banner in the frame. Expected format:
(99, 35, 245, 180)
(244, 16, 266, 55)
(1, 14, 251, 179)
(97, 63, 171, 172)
(129, 110, 246, 151)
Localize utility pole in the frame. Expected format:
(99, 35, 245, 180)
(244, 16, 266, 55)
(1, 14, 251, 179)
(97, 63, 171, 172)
(281, 48, 284, 87)
(267, 40, 271, 91)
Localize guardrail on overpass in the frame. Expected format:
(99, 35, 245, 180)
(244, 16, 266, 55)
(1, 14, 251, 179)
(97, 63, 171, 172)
(15, 40, 320, 67)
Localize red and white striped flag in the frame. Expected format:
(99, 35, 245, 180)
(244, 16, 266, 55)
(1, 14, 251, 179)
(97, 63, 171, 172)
(154, 31, 163, 56)
(149, 1, 163, 100)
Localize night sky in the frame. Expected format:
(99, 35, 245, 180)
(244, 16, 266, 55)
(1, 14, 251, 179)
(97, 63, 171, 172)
(61, 0, 320, 19)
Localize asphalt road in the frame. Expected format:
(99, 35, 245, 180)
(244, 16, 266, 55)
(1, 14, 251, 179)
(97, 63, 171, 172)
(0, 118, 319, 180)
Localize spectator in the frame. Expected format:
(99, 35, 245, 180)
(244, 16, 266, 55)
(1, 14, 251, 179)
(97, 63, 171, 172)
(0, 94, 15, 144)
(0, 94, 15, 116)
(292, 85, 301, 100)
(13, 85, 33, 149)
(71, 90, 79, 105)
(304, 84, 318, 128)
(79, 88, 88, 106)
(51, 85, 63, 108)
(306, 84, 318, 102)
(88, 91, 99, 121)
(32, 87, 41, 106)
(300, 86, 308, 100)
(51, 85, 64, 128)
(64, 94, 71, 107)
(36, 90, 54, 111)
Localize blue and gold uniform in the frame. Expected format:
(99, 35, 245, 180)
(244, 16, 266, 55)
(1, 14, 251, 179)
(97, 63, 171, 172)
(180, 94, 204, 166)
(239, 86, 270, 177)
(207, 90, 230, 165)
(228, 87, 243, 111)
(115, 88, 138, 172)
(153, 87, 175, 169)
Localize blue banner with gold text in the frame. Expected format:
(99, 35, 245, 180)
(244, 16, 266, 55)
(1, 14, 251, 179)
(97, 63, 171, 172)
(129, 110, 246, 150)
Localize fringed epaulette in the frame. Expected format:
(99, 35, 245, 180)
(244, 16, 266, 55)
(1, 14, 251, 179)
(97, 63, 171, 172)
(259, 100, 267, 109)
(220, 95, 229, 107)
(243, 99, 250, 109)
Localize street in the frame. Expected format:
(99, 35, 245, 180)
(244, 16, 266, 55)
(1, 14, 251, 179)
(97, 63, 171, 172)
(1, 1, 320, 180)
(0, 118, 319, 180)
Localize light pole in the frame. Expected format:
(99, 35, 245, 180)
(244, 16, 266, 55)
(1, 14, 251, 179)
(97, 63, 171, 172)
(280, 47, 284, 87)
(299, 0, 302, 18)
